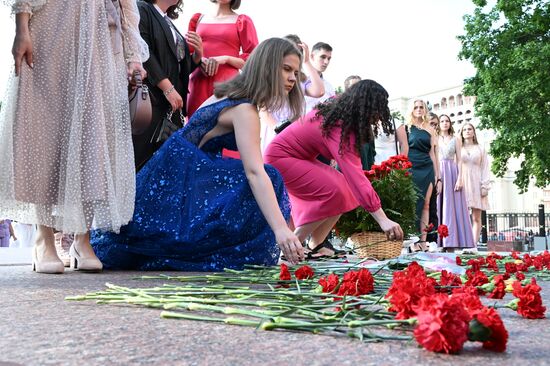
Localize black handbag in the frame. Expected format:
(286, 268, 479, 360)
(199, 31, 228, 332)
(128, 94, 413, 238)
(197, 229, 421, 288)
(150, 109, 185, 144)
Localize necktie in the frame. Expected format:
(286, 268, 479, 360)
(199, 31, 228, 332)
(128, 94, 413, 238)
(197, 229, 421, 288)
(165, 15, 185, 62)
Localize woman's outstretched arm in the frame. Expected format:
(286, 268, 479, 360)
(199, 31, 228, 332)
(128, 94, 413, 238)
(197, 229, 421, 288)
(230, 104, 304, 264)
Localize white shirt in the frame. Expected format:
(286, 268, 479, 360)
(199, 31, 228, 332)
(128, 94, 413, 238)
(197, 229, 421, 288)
(304, 76, 335, 113)
(153, 4, 177, 45)
(374, 119, 404, 164)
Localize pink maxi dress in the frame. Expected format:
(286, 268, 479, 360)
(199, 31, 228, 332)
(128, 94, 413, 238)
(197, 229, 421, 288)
(264, 111, 381, 226)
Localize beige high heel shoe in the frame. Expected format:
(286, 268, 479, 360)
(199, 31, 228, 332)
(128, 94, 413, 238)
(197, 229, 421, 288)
(32, 246, 65, 274)
(69, 245, 103, 272)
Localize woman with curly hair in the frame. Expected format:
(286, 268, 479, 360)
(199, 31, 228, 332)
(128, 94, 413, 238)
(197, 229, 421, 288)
(264, 80, 403, 258)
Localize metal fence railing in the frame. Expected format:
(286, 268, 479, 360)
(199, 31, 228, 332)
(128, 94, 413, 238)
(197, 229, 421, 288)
(483, 212, 550, 243)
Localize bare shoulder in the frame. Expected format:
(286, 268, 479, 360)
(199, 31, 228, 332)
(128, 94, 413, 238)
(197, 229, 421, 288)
(219, 101, 259, 126)
(228, 103, 258, 120)
(425, 125, 437, 137)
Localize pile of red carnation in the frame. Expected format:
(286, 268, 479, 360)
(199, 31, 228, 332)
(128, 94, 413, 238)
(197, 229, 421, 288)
(384, 257, 548, 354)
(365, 154, 412, 180)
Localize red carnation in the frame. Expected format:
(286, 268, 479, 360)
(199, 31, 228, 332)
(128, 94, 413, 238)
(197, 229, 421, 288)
(487, 275, 506, 299)
(465, 269, 489, 291)
(279, 263, 291, 281)
(452, 286, 484, 313)
(511, 278, 546, 319)
(318, 273, 339, 293)
(295, 265, 315, 280)
(456, 256, 463, 266)
(533, 256, 544, 270)
(413, 294, 470, 354)
(337, 269, 374, 296)
(386, 262, 436, 319)
(504, 262, 517, 274)
(515, 272, 526, 281)
(438, 270, 462, 291)
(437, 224, 449, 238)
(468, 307, 508, 352)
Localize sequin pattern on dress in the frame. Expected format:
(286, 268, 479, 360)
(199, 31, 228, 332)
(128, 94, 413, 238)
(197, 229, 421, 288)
(91, 98, 291, 271)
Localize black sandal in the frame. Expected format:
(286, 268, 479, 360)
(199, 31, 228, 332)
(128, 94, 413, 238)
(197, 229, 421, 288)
(305, 239, 347, 260)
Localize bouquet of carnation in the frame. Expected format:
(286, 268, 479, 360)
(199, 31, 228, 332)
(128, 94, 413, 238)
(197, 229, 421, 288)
(336, 155, 417, 239)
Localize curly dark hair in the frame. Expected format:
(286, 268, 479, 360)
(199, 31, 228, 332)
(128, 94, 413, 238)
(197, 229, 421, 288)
(316, 79, 392, 155)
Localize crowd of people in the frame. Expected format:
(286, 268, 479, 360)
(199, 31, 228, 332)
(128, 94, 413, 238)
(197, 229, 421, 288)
(0, 0, 489, 273)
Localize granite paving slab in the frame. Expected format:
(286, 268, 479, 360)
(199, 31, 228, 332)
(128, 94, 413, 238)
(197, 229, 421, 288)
(1, 265, 549, 365)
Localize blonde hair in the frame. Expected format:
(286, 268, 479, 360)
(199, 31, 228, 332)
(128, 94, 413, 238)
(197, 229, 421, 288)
(407, 99, 430, 127)
(214, 38, 304, 121)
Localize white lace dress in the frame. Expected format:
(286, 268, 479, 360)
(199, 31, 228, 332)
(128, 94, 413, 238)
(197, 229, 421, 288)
(0, 0, 148, 233)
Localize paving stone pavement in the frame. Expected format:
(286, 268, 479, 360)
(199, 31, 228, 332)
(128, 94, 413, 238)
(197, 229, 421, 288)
(1, 265, 549, 366)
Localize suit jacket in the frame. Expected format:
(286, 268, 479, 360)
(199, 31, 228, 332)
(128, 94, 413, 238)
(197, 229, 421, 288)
(137, 1, 199, 116)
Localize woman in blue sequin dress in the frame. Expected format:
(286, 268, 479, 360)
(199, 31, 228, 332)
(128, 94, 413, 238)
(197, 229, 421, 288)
(91, 38, 305, 270)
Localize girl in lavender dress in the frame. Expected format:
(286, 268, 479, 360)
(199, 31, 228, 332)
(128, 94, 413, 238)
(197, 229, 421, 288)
(436, 115, 475, 251)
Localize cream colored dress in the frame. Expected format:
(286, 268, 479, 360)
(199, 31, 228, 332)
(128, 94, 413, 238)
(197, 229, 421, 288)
(460, 144, 491, 210)
(0, 0, 148, 233)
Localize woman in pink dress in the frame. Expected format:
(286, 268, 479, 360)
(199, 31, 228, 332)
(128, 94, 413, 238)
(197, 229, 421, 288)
(187, 0, 258, 117)
(459, 123, 491, 244)
(264, 80, 403, 257)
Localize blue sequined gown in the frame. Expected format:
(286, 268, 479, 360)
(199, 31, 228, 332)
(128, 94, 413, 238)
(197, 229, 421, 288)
(91, 98, 290, 270)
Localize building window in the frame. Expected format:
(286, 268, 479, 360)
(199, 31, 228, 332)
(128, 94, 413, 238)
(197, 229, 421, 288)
(441, 97, 447, 109)
(449, 96, 455, 108)
(434, 103, 440, 110)
(457, 94, 463, 106)
(465, 96, 471, 105)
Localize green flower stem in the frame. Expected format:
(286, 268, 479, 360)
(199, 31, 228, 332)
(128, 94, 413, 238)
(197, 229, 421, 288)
(161, 311, 260, 327)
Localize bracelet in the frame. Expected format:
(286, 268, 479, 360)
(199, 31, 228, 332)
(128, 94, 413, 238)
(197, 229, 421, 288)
(163, 86, 175, 96)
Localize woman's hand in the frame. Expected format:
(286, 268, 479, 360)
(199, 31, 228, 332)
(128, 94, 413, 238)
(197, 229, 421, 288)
(378, 217, 404, 241)
(200, 57, 219, 77)
(436, 180, 443, 195)
(164, 89, 183, 112)
(12, 30, 33, 77)
(185, 31, 203, 63)
(127, 62, 147, 84)
(454, 180, 463, 191)
(274, 227, 304, 265)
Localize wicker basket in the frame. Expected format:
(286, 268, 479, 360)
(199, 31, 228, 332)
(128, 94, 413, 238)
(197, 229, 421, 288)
(350, 232, 403, 260)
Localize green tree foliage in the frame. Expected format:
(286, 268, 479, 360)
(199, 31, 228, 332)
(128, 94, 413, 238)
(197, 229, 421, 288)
(458, 0, 550, 191)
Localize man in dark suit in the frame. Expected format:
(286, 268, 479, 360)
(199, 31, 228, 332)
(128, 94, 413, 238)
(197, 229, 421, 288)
(134, 0, 203, 170)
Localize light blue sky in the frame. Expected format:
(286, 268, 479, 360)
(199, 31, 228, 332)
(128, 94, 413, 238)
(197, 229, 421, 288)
(0, 0, 478, 99)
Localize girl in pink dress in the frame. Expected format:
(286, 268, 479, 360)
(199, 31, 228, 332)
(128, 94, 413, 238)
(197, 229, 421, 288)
(459, 123, 491, 244)
(187, 0, 258, 117)
(264, 80, 403, 257)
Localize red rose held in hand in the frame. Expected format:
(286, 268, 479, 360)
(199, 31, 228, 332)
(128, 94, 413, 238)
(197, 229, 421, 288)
(437, 224, 449, 238)
(295, 265, 315, 280)
(423, 223, 435, 233)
